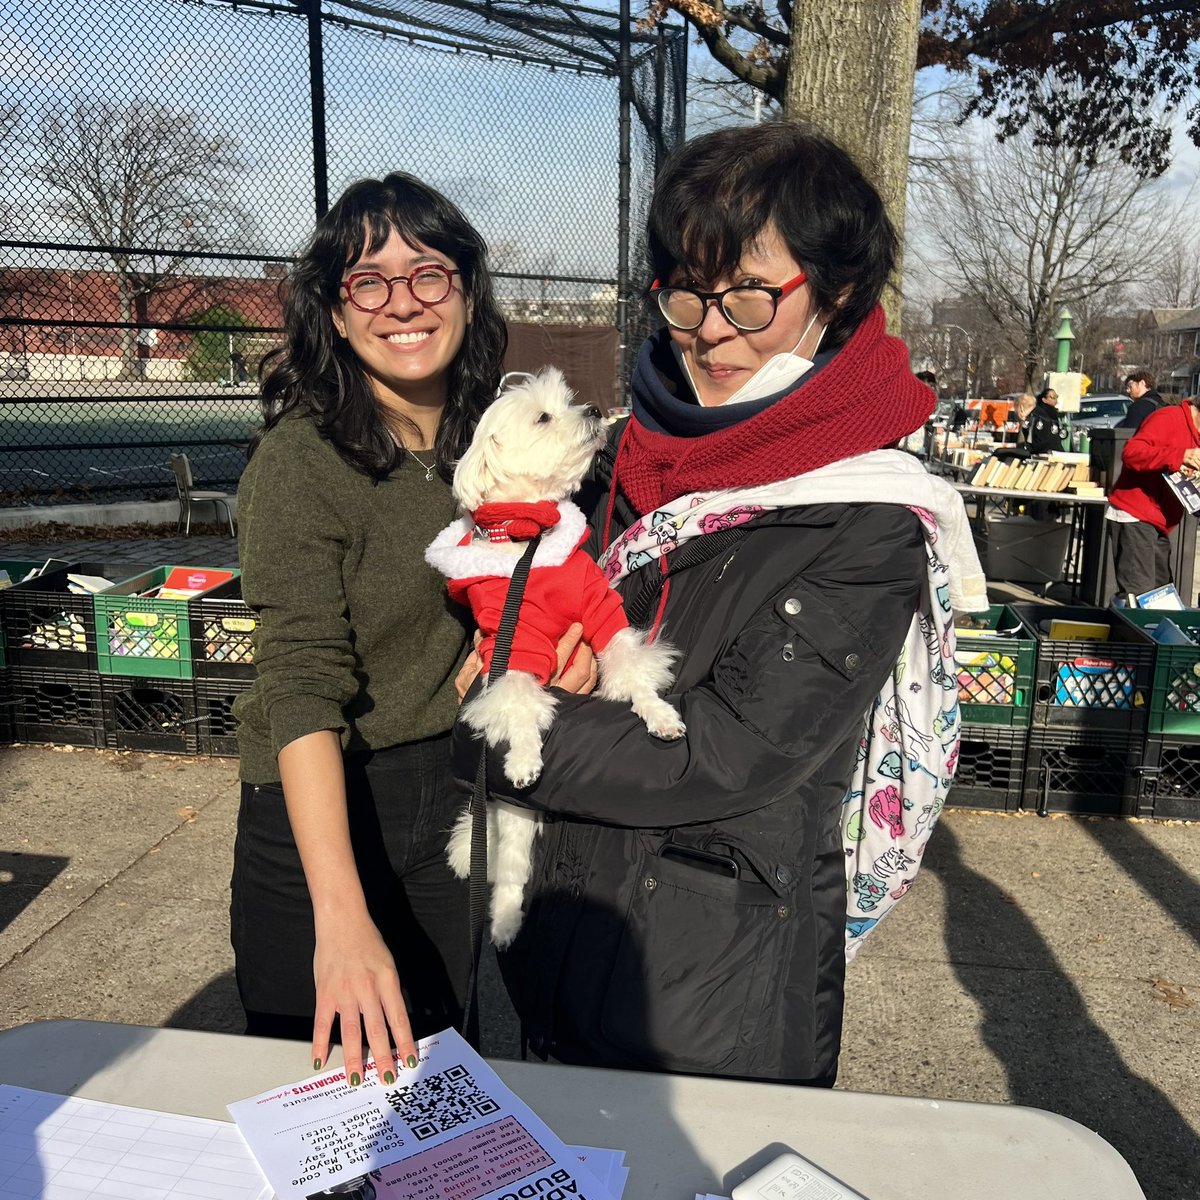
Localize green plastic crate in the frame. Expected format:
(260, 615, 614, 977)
(1114, 608, 1200, 737)
(954, 603, 1036, 729)
(0, 562, 47, 669)
(94, 566, 238, 681)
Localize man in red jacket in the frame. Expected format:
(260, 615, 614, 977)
(1105, 399, 1200, 600)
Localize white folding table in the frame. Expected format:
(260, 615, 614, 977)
(0, 1020, 1146, 1200)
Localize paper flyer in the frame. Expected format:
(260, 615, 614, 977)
(228, 1028, 619, 1200)
(0, 1084, 272, 1200)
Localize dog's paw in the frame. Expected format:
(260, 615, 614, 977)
(445, 812, 472, 879)
(490, 908, 524, 950)
(503, 748, 543, 789)
(649, 716, 686, 741)
(639, 699, 686, 741)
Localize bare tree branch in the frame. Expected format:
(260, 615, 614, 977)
(31, 100, 255, 379)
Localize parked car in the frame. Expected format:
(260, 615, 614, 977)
(1070, 394, 1130, 430)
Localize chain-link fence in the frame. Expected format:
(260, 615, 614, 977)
(0, 0, 686, 505)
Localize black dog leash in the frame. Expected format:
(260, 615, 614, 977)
(461, 534, 541, 1049)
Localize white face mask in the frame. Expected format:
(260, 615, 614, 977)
(675, 308, 827, 407)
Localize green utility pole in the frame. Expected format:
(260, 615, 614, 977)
(1055, 309, 1075, 373)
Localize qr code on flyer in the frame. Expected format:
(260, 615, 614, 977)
(384, 1065, 501, 1141)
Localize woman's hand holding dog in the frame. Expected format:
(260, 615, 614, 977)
(454, 622, 598, 700)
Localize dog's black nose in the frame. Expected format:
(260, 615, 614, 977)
(583, 405, 603, 421)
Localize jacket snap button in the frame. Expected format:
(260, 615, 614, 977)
(644, 877, 657, 891)
(783, 597, 802, 615)
(777, 905, 789, 919)
(775, 865, 792, 886)
(845, 652, 861, 670)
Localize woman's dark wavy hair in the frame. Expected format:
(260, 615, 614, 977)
(251, 173, 507, 480)
(646, 121, 896, 350)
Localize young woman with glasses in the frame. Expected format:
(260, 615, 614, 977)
(457, 122, 982, 1085)
(229, 174, 508, 1087)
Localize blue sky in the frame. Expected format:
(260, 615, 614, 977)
(4, 0, 1198, 296)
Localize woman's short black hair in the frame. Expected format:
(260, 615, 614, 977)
(254, 172, 507, 480)
(646, 122, 896, 350)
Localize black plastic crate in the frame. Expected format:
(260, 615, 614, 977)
(1013, 603, 1155, 735)
(8, 666, 104, 748)
(1134, 735, 1200, 820)
(1022, 728, 1143, 817)
(946, 725, 1028, 811)
(0, 561, 120, 671)
(194, 676, 251, 757)
(189, 578, 257, 680)
(101, 674, 198, 755)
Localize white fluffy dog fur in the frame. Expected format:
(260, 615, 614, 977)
(438, 367, 685, 947)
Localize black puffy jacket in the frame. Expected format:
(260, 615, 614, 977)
(457, 436, 926, 1085)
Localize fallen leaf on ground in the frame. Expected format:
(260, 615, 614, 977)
(176, 806, 198, 823)
(1139, 977, 1195, 1010)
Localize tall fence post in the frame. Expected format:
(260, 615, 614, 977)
(304, 0, 329, 218)
(616, 0, 632, 399)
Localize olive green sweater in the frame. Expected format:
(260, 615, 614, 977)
(233, 413, 470, 783)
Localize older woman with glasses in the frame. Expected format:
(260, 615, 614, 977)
(461, 121, 983, 1086)
(229, 174, 512, 1088)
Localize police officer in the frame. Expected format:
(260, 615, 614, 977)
(1025, 386, 1066, 453)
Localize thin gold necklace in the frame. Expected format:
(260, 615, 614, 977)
(406, 447, 436, 482)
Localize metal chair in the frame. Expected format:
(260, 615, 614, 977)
(170, 453, 235, 537)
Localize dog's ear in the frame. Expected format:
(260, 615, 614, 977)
(453, 433, 498, 512)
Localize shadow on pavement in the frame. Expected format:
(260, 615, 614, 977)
(0, 850, 69, 935)
(925, 821, 1199, 1200)
(1080, 817, 1200, 953)
(165, 969, 244, 1035)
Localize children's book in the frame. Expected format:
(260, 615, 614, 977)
(152, 566, 235, 600)
(1163, 468, 1200, 516)
(1136, 582, 1186, 610)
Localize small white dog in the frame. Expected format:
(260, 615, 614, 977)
(425, 367, 685, 946)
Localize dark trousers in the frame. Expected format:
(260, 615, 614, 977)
(1110, 520, 1173, 601)
(229, 734, 470, 1042)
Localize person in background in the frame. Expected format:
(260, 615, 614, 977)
(1106, 396, 1200, 600)
(230, 173, 509, 1086)
(1025, 386, 1065, 453)
(1014, 392, 1037, 444)
(1119, 370, 1164, 432)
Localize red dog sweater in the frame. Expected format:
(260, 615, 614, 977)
(425, 501, 629, 685)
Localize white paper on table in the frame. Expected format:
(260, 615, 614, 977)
(565, 1146, 627, 1198)
(0, 1085, 273, 1200)
(228, 1027, 618, 1200)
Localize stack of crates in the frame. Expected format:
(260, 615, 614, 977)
(1013, 603, 1156, 816)
(94, 566, 235, 755)
(949, 604, 1036, 811)
(0, 561, 113, 748)
(1113, 608, 1200, 820)
(188, 577, 256, 756)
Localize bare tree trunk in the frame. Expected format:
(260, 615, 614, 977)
(784, 0, 921, 333)
(112, 256, 139, 382)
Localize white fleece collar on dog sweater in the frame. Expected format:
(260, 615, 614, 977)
(425, 500, 589, 580)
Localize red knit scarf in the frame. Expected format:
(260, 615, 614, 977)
(614, 305, 934, 514)
(472, 500, 562, 542)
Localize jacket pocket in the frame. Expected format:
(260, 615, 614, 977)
(598, 849, 785, 1073)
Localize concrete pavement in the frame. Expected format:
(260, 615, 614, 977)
(0, 525, 1197, 1198)
(1, 743, 1197, 1199)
